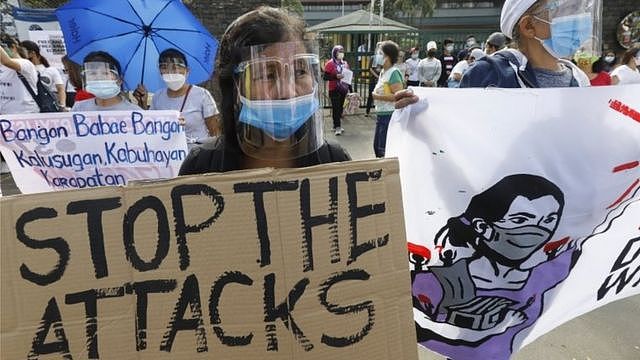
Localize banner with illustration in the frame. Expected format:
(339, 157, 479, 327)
(386, 85, 640, 359)
(0, 110, 187, 194)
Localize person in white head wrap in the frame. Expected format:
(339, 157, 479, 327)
(459, 0, 596, 88)
(396, 0, 597, 98)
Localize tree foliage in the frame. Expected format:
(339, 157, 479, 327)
(281, 0, 304, 17)
(22, 0, 67, 8)
(373, 0, 436, 20)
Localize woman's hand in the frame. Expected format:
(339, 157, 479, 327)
(394, 89, 419, 109)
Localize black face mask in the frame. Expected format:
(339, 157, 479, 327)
(428, 50, 437, 57)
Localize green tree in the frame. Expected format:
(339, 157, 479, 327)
(373, 0, 436, 21)
(281, 0, 304, 17)
(22, 0, 67, 8)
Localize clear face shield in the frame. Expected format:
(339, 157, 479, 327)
(530, 0, 602, 58)
(159, 58, 188, 75)
(81, 61, 122, 99)
(233, 40, 323, 161)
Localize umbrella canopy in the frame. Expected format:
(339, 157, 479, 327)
(307, 10, 418, 34)
(56, 0, 217, 91)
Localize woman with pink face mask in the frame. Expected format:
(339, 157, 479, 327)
(324, 45, 350, 136)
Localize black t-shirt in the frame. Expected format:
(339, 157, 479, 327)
(438, 53, 458, 87)
(179, 137, 352, 175)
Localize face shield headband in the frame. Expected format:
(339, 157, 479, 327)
(232, 40, 324, 161)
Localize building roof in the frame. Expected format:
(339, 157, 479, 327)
(302, 0, 368, 4)
(307, 9, 418, 33)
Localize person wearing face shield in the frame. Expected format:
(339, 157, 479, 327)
(394, 0, 595, 108)
(179, 7, 350, 175)
(135, 49, 220, 150)
(71, 51, 141, 111)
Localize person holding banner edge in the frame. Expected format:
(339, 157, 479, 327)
(71, 51, 141, 112)
(394, 0, 595, 109)
(134, 49, 221, 150)
(179, 7, 350, 174)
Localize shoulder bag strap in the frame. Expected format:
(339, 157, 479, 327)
(179, 85, 193, 112)
(16, 71, 39, 101)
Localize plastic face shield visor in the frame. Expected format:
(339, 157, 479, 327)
(233, 41, 323, 160)
(82, 61, 119, 83)
(530, 0, 601, 57)
(159, 57, 187, 74)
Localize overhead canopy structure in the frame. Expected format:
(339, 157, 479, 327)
(307, 9, 418, 34)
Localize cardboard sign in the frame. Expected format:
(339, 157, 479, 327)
(0, 159, 418, 359)
(0, 110, 188, 194)
(386, 85, 640, 359)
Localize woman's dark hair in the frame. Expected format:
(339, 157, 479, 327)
(592, 57, 605, 73)
(443, 174, 564, 247)
(83, 51, 122, 75)
(621, 46, 640, 66)
(217, 6, 306, 149)
(380, 40, 399, 64)
(20, 40, 50, 67)
(62, 55, 83, 89)
(159, 48, 188, 67)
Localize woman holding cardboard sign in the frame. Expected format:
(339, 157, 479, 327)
(179, 7, 350, 175)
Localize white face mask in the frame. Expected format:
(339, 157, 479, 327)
(446, 45, 454, 52)
(337, 52, 344, 60)
(162, 73, 186, 91)
(604, 56, 615, 63)
(411, 53, 419, 59)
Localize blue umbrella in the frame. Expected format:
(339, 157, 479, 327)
(56, 0, 217, 92)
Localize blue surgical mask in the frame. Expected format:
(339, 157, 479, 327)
(85, 80, 121, 99)
(238, 89, 319, 141)
(535, 13, 593, 59)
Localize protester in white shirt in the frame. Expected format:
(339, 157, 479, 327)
(134, 49, 220, 149)
(418, 41, 441, 87)
(21, 40, 65, 109)
(611, 46, 640, 85)
(0, 35, 39, 114)
(72, 51, 141, 112)
(448, 49, 471, 88)
(405, 47, 421, 87)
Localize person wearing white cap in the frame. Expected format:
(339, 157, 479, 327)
(460, 0, 595, 88)
(417, 41, 441, 87)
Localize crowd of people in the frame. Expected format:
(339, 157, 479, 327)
(0, 0, 639, 191)
(324, 0, 640, 156)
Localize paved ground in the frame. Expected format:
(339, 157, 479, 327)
(1, 109, 639, 359)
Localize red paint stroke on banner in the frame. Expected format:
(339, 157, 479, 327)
(408, 242, 431, 260)
(613, 161, 639, 173)
(609, 99, 640, 123)
(606, 178, 640, 209)
(544, 236, 570, 254)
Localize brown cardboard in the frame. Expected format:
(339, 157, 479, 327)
(1, 158, 417, 359)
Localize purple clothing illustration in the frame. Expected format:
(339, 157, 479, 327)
(412, 248, 575, 360)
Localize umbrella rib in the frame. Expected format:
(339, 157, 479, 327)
(125, 0, 146, 26)
(82, 9, 142, 28)
(149, 0, 174, 27)
(140, 36, 149, 87)
(152, 33, 212, 76)
(121, 35, 146, 86)
(67, 30, 141, 58)
(152, 28, 204, 33)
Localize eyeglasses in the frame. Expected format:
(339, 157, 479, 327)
(235, 54, 319, 99)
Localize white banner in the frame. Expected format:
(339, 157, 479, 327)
(387, 85, 640, 359)
(0, 110, 188, 194)
(28, 30, 66, 69)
